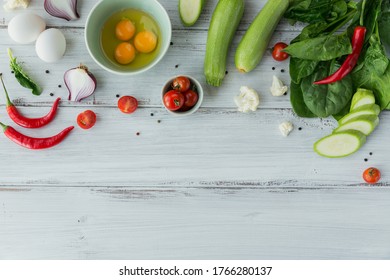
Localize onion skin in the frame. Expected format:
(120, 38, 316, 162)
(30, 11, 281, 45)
(44, 0, 79, 21)
(64, 64, 97, 102)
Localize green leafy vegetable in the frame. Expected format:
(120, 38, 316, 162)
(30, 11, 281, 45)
(378, 0, 390, 55)
(289, 57, 319, 84)
(290, 81, 316, 117)
(286, 0, 390, 118)
(284, 33, 352, 61)
(301, 61, 353, 117)
(285, 0, 351, 24)
(8, 49, 42, 96)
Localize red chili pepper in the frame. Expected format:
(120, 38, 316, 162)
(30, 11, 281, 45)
(0, 73, 60, 128)
(0, 121, 74, 149)
(314, 26, 366, 85)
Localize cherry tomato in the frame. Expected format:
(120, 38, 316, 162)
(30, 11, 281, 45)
(163, 90, 185, 111)
(272, 42, 289, 61)
(183, 89, 199, 108)
(118, 96, 138, 114)
(172, 76, 191, 92)
(363, 167, 381, 184)
(77, 110, 96, 130)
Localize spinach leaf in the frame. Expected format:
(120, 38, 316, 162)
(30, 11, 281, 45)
(301, 61, 353, 117)
(364, 37, 389, 76)
(285, 0, 349, 23)
(352, 56, 390, 109)
(332, 100, 351, 120)
(8, 49, 42, 96)
(290, 81, 316, 117)
(379, 0, 390, 55)
(289, 57, 319, 83)
(284, 33, 352, 61)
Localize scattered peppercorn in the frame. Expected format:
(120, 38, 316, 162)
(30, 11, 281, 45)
(225, 70, 228, 74)
(49, 92, 54, 96)
(281, 69, 285, 73)
(58, 84, 62, 88)
(170, 42, 173, 46)
(298, 127, 302, 130)
(136, 132, 140, 136)
(364, 158, 368, 162)
(175, 64, 179, 68)
(369, 152, 373, 156)
(150, 113, 154, 117)
(272, 67, 275, 70)
(11, 71, 14, 74)
(284, 92, 287, 96)
(116, 94, 120, 98)
(45, 70, 50, 74)
(157, 120, 161, 123)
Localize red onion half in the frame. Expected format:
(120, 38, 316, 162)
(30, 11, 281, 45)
(44, 0, 79, 21)
(64, 64, 97, 102)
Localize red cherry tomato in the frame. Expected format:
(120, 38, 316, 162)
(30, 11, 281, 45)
(77, 110, 96, 130)
(272, 42, 289, 61)
(172, 76, 191, 92)
(118, 96, 138, 114)
(183, 89, 199, 108)
(363, 167, 381, 184)
(163, 90, 185, 111)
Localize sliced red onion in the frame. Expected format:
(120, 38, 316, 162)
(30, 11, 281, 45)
(44, 0, 79, 21)
(64, 64, 97, 102)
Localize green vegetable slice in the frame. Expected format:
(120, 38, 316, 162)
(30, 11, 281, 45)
(179, 0, 204, 27)
(8, 49, 42, 96)
(314, 130, 366, 158)
(338, 104, 380, 124)
(333, 115, 379, 136)
(349, 88, 376, 111)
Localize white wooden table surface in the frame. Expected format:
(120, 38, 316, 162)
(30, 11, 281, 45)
(0, 0, 390, 260)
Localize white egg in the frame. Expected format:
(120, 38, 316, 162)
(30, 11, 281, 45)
(8, 13, 46, 44)
(35, 28, 67, 63)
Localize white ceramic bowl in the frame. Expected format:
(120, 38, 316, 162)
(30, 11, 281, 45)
(85, 0, 172, 75)
(162, 75, 204, 116)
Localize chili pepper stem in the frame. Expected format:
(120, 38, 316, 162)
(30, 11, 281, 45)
(0, 121, 7, 131)
(0, 73, 13, 106)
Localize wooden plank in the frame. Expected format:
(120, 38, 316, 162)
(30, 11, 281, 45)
(0, 0, 304, 31)
(0, 0, 297, 108)
(1, 186, 389, 259)
(0, 30, 296, 109)
(0, 106, 388, 187)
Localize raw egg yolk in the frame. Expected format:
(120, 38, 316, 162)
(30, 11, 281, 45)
(115, 42, 136, 64)
(134, 30, 157, 53)
(115, 19, 136, 41)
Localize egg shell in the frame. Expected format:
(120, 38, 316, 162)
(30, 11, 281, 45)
(8, 13, 46, 44)
(35, 28, 67, 63)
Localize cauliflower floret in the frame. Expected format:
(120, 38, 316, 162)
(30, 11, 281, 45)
(234, 86, 260, 113)
(279, 121, 294, 137)
(3, 0, 30, 11)
(270, 75, 288, 96)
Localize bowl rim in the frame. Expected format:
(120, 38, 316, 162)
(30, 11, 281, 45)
(161, 75, 204, 116)
(84, 0, 172, 76)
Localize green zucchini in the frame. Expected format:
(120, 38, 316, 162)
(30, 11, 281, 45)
(179, 0, 205, 27)
(333, 115, 379, 136)
(235, 0, 290, 73)
(338, 104, 380, 125)
(204, 0, 244, 86)
(350, 88, 376, 111)
(314, 130, 366, 158)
